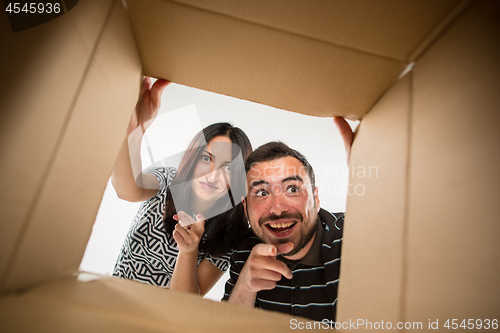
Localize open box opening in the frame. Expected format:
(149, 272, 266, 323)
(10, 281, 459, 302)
(79, 82, 356, 299)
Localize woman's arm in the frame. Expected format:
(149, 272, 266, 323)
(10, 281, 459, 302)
(197, 259, 226, 296)
(169, 213, 225, 296)
(111, 130, 158, 202)
(111, 77, 170, 202)
(171, 255, 224, 296)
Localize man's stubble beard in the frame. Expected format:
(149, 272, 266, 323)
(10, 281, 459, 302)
(247, 201, 319, 257)
(277, 207, 318, 257)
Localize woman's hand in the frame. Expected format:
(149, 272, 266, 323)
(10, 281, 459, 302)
(169, 212, 223, 295)
(172, 211, 206, 254)
(111, 77, 169, 202)
(333, 117, 354, 163)
(127, 76, 170, 135)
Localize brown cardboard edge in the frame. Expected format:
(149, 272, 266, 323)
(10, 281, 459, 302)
(129, 0, 407, 120)
(1, 0, 142, 293)
(361, 0, 473, 117)
(160, 0, 404, 63)
(338, 75, 411, 324)
(404, 0, 500, 321)
(0, 0, 117, 293)
(0, 275, 317, 333)
(407, 0, 473, 61)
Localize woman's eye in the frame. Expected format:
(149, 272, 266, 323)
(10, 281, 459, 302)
(224, 164, 231, 171)
(201, 155, 211, 162)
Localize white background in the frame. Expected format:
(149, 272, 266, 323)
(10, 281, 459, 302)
(79, 82, 356, 301)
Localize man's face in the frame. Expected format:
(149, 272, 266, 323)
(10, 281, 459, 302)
(244, 156, 320, 257)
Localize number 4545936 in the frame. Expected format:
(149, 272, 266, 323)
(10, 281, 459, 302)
(5, 3, 61, 14)
(444, 319, 498, 330)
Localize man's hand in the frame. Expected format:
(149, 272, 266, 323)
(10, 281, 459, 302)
(228, 242, 294, 307)
(333, 117, 354, 162)
(173, 212, 205, 254)
(127, 76, 170, 135)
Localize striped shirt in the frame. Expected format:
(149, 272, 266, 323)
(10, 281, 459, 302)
(223, 209, 343, 322)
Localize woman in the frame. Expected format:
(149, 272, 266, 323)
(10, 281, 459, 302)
(112, 77, 252, 296)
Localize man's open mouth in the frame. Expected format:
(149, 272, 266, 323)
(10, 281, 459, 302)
(266, 221, 297, 234)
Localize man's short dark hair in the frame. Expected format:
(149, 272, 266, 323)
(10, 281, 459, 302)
(245, 141, 315, 190)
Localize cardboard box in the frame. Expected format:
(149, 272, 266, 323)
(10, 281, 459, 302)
(0, 274, 306, 332)
(338, 0, 500, 327)
(1, 0, 498, 331)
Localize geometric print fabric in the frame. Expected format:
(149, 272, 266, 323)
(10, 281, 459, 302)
(113, 167, 230, 287)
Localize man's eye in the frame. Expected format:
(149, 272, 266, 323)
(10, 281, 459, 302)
(286, 186, 299, 194)
(255, 189, 268, 197)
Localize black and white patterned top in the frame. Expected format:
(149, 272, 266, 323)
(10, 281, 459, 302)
(113, 167, 231, 287)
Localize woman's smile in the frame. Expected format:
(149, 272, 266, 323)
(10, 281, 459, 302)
(199, 181, 219, 190)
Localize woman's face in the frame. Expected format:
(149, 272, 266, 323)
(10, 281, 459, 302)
(190, 136, 233, 203)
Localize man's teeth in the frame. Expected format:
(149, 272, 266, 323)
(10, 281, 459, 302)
(269, 222, 294, 229)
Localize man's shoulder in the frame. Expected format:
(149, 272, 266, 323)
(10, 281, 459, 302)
(318, 209, 344, 241)
(319, 209, 345, 248)
(317, 209, 343, 276)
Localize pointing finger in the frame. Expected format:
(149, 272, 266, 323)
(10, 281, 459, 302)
(252, 243, 278, 257)
(251, 244, 293, 279)
(276, 242, 294, 256)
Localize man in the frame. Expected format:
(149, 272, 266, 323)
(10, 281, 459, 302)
(223, 121, 353, 322)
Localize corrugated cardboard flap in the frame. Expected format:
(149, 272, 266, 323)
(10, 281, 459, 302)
(0, 275, 313, 333)
(125, 0, 467, 119)
(0, 0, 142, 293)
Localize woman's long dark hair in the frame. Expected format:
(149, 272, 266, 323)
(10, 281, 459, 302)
(163, 123, 252, 256)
